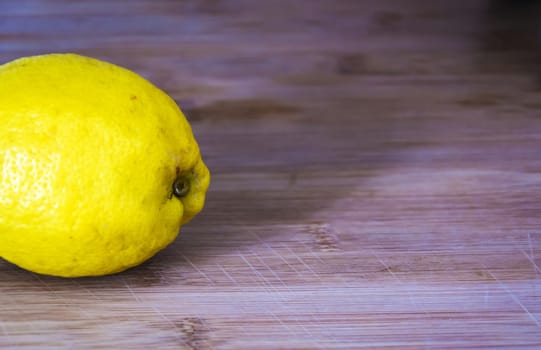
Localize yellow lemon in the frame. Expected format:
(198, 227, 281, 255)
(0, 53, 210, 277)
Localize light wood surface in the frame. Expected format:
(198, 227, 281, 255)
(1, 1, 541, 349)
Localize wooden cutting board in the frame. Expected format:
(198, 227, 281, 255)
(1, 1, 541, 348)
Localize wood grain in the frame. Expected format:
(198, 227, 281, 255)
(1, 0, 541, 349)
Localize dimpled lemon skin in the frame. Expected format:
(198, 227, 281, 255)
(0, 54, 210, 277)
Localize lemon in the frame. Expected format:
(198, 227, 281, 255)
(0, 53, 210, 277)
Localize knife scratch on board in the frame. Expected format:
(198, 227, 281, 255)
(181, 254, 214, 285)
(521, 250, 541, 274)
(486, 270, 541, 328)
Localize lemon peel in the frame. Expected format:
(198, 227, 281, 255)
(0, 54, 210, 277)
